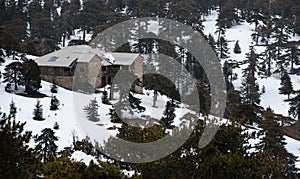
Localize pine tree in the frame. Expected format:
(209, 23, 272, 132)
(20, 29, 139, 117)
(241, 66, 260, 105)
(2, 61, 23, 90)
(101, 90, 110, 105)
(3, 17, 27, 42)
(218, 0, 241, 28)
(286, 46, 300, 74)
(215, 20, 226, 42)
(22, 59, 41, 94)
(258, 109, 298, 176)
(0, 117, 39, 178)
(83, 98, 100, 122)
(260, 46, 276, 77)
(233, 40, 241, 54)
(207, 33, 217, 52)
(278, 71, 293, 99)
(271, 17, 293, 74)
(287, 90, 300, 121)
(33, 100, 44, 121)
(69, 0, 81, 15)
(223, 60, 238, 84)
(108, 108, 121, 123)
(240, 47, 261, 106)
(160, 101, 176, 128)
(129, 92, 145, 113)
(9, 100, 17, 119)
(30, 12, 54, 39)
(143, 74, 180, 107)
(0, 28, 21, 57)
(261, 85, 266, 94)
(272, 17, 292, 48)
(240, 47, 261, 124)
(0, 49, 4, 64)
(50, 83, 58, 93)
(217, 36, 229, 59)
(53, 122, 59, 130)
(34, 128, 58, 163)
(50, 95, 60, 111)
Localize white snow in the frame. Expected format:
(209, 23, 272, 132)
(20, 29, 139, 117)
(71, 151, 98, 166)
(147, 19, 162, 36)
(0, 56, 196, 151)
(103, 53, 116, 63)
(56, 7, 61, 16)
(0, 8, 300, 171)
(203, 10, 300, 168)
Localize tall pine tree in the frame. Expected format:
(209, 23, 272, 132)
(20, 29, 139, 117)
(160, 101, 176, 128)
(83, 98, 100, 122)
(2, 61, 23, 91)
(287, 90, 300, 122)
(278, 71, 293, 99)
(240, 47, 260, 106)
(34, 128, 58, 163)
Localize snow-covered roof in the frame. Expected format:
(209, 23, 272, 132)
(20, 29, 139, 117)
(102, 52, 140, 66)
(35, 45, 140, 67)
(34, 45, 105, 67)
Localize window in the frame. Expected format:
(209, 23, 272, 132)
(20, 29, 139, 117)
(48, 56, 58, 62)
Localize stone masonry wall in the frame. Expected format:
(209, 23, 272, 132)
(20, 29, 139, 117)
(41, 75, 73, 90)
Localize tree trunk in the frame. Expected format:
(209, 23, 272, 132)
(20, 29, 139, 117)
(14, 71, 18, 90)
(62, 33, 66, 47)
(291, 58, 294, 73)
(255, 33, 259, 45)
(152, 90, 158, 107)
(267, 57, 271, 76)
(109, 84, 114, 100)
(83, 28, 86, 41)
(14, 82, 17, 91)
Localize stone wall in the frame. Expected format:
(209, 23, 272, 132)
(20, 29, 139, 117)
(73, 55, 102, 90)
(133, 55, 144, 93)
(133, 55, 144, 80)
(40, 66, 74, 76)
(39, 55, 143, 91)
(88, 55, 102, 88)
(41, 75, 73, 90)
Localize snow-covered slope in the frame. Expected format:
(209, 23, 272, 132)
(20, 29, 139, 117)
(1, 9, 300, 168)
(203, 10, 300, 168)
(0, 59, 192, 151)
(203, 10, 300, 117)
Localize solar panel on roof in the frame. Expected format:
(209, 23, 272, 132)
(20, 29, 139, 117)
(48, 56, 58, 62)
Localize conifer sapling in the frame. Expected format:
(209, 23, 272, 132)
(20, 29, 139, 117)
(33, 100, 44, 121)
(83, 98, 100, 122)
(50, 95, 60, 111)
(9, 100, 17, 119)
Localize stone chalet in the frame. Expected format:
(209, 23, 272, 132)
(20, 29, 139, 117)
(34, 45, 143, 90)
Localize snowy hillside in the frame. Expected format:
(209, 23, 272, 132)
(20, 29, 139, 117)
(1, 9, 300, 170)
(203, 10, 300, 117)
(203, 10, 300, 167)
(0, 57, 193, 152)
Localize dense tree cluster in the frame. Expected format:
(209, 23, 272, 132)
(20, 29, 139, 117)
(102, 113, 298, 178)
(3, 59, 41, 94)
